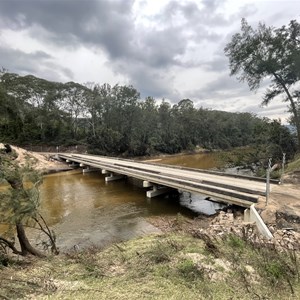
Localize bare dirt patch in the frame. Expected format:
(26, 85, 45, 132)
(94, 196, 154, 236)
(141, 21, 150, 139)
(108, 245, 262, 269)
(0, 143, 68, 172)
(257, 182, 300, 231)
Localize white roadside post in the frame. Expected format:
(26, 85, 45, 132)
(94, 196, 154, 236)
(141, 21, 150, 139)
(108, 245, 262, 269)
(56, 146, 59, 159)
(266, 158, 272, 206)
(281, 153, 286, 185)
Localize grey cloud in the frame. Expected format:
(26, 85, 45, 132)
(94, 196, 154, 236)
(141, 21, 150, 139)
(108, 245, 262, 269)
(0, 0, 243, 85)
(162, 0, 232, 29)
(124, 63, 177, 99)
(0, 46, 73, 81)
(202, 0, 224, 10)
(0, 0, 135, 58)
(196, 74, 250, 99)
(201, 55, 229, 72)
(242, 102, 290, 121)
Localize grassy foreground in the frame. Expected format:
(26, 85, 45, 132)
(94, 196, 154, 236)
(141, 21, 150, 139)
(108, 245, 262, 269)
(287, 154, 300, 173)
(0, 231, 299, 300)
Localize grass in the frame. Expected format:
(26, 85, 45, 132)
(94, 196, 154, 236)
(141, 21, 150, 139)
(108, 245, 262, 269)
(0, 232, 299, 299)
(287, 154, 300, 173)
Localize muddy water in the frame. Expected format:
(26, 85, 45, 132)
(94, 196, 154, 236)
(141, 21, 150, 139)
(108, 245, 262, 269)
(37, 152, 225, 251)
(156, 152, 222, 169)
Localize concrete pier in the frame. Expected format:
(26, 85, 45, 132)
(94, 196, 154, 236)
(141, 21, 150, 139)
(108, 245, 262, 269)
(82, 167, 99, 173)
(146, 185, 173, 198)
(143, 181, 153, 188)
(105, 173, 126, 182)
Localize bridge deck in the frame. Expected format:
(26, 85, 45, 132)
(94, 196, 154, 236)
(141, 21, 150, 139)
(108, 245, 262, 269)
(58, 153, 277, 207)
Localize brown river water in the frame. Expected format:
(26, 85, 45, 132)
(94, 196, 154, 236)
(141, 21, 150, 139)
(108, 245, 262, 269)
(4, 152, 227, 252)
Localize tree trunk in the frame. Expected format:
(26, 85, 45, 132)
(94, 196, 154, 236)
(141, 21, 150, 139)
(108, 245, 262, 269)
(286, 97, 300, 151)
(273, 73, 300, 151)
(16, 223, 45, 257)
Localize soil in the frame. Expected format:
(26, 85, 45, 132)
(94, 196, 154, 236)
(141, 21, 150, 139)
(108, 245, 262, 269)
(0, 143, 69, 173)
(257, 182, 300, 231)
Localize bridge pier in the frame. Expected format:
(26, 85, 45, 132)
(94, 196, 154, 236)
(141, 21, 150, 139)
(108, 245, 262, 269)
(143, 181, 153, 188)
(105, 173, 126, 182)
(82, 166, 99, 173)
(69, 162, 79, 168)
(146, 184, 173, 198)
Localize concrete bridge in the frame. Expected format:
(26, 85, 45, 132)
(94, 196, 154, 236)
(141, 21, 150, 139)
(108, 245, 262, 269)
(57, 153, 279, 208)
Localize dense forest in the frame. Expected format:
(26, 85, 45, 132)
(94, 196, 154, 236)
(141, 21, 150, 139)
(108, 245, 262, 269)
(0, 71, 297, 161)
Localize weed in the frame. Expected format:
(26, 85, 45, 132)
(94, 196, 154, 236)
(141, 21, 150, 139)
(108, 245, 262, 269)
(192, 231, 220, 257)
(66, 247, 106, 279)
(143, 238, 183, 264)
(265, 261, 285, 281)
(226, 234, 245, 250)
(177, 258, 204, 281)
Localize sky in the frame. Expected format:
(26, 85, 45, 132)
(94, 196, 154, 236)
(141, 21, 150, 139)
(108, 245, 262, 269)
(0, 0, 299, 122)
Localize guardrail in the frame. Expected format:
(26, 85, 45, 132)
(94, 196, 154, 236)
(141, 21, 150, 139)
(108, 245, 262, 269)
(57, 153, 272, 207)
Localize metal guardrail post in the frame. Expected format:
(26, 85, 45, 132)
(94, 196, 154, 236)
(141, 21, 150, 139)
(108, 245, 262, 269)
(266, 158, 272, 205)
(281, 153, 286, 185)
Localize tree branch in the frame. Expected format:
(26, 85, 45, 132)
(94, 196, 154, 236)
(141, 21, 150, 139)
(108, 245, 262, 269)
(0, 236, 22, 255)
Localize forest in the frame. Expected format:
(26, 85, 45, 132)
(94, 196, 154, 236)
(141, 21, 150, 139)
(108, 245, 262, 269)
(0, 71, 297, 161)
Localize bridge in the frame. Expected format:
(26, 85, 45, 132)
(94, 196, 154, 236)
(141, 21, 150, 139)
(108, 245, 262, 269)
(57, 153, 279, 207)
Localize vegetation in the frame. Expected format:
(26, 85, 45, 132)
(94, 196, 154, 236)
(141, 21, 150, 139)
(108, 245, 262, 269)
(286, 153, 300, 173)
(0, 71, 297, 162)
(0, 144, 58, 260)
(225, 19, 300, 151)
(0, 231, 299, 299)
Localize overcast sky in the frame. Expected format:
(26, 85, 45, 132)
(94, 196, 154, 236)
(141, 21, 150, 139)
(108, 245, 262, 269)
(0, 0, 299, 122)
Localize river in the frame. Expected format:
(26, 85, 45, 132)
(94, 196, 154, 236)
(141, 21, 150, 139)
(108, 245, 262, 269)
(32, 152, 227, 251)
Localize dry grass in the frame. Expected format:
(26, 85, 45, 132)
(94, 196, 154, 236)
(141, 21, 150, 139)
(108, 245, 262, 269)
(0, 232, 299, 300)
(287, 154, 300, 173)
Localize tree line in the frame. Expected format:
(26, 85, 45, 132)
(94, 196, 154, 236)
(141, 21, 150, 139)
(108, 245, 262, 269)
(0, 71, 297, 161)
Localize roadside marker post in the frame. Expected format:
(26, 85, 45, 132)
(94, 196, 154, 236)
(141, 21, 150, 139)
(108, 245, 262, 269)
(266, 158, 272, 206)
(281, 153, 286, 185)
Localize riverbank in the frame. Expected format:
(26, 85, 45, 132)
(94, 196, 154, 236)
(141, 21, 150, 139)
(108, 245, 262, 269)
(1, 218, 299, 299)
(0, 143, 70, 173)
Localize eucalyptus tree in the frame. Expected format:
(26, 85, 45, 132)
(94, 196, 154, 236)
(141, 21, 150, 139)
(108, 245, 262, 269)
(58, 82, 90, 139)
(224, 19, 300, 150)
(0, 72, 64, 142)
(172, 99, 198, 150)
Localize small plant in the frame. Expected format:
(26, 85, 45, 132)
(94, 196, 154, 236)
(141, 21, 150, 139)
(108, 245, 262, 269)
(265, 261, 284, 282)
(254, 247, 299, 294)
(177, 258, 204, 281)
(226, 234, 245, 250)
(144, 238, 182, 264)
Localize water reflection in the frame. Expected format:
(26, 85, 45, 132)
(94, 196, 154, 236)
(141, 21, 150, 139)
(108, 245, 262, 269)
(179, 191, 225, 215)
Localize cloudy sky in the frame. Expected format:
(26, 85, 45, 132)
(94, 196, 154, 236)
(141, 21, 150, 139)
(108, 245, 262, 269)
(0, 0, 299, 122)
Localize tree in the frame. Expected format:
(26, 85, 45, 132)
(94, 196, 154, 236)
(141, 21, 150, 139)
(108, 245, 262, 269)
(224, 19, 300, 150)
(0, 145, 58, 258)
